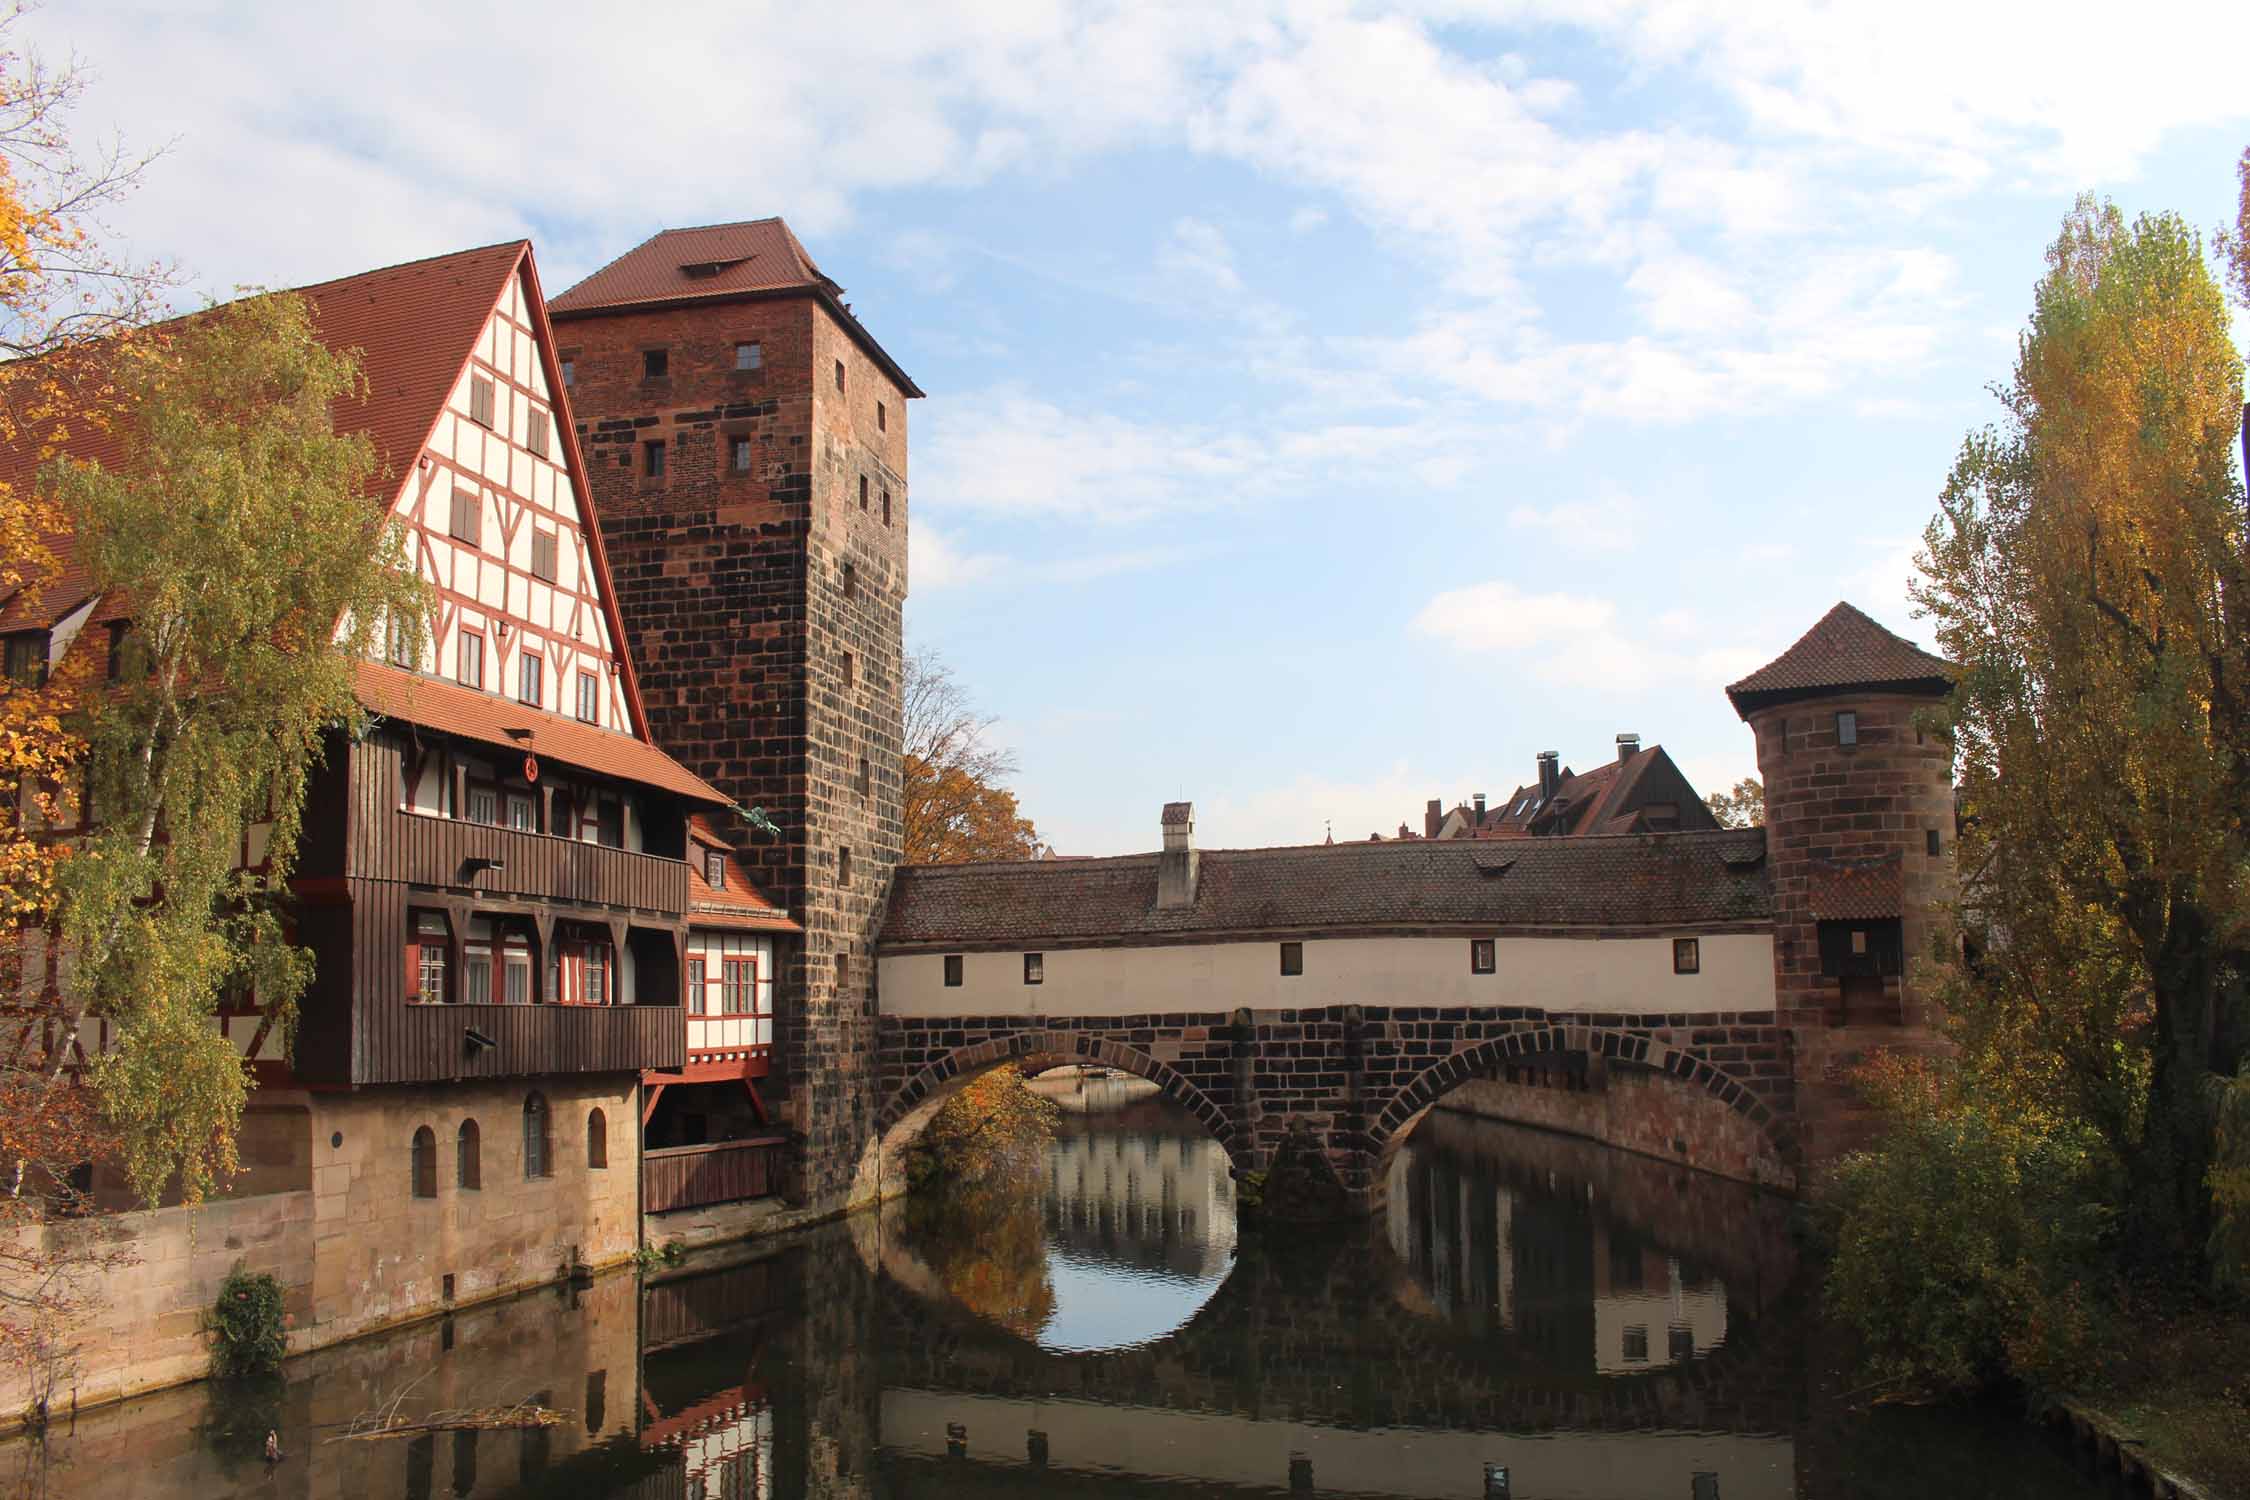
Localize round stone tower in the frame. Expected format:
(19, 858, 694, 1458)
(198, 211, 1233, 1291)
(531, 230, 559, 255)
(1726, 602, 1958, 1164)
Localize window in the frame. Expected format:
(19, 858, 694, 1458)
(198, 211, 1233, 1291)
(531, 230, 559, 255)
(464, 946, 492, 1004)
(527, 409, 551, 459)
(576, 672, 600, 724)
(560, 357, 575, 388)
(1470, 939, 1496, 975)
(523, 1092, 552, 1180)
(705, 849, 725, 888)
(859, 475, 869, 510)
(1023, 952, 1044, 985)
(877, 401, 887, 432)
(531, 529, 558, 582)
(457, 631, 484, 690)
(1279, 941, 1304, 976)
(409, 912, 449, 1003)
(1669, 1326, 1696, 1363)
(1673, 938, 1701, 975)
(943, 954, 963, 987)
(587, 1108, 608, 1170)
(842, 652, 856, 688)
(1621, 1325, 1649, 1362)
(838, 846, 852, 887)
(722, 957, 755, 1015)
(643, 348, 668, 380)
(467, 785, 498, 826)
(881, 489, 891, 526)
(730, 436, 752, 472)
(857, 755, 871, 796)
(735, 341, 761, 371)
(411, 1126, 437, 1199)
(456, 1119, 481, 1190)
(386, 613, 414, 668)
(513, 652, 542, 707)
(686, 957, 706, 1016)
(643, 439, 665, 478)
(506, 793, 535, 833)
(834, 950, 850, 989)
(584, 945, 609, 1005)
(841, 561, 857, 599)
(1835, 710, 1858, 747)
(469, 375, 495, 428)
(834, 357, 845, 391)
(1926, 828, 1941, 857)
(449, 488, 482, 546)
(505, 952, 530, 1004)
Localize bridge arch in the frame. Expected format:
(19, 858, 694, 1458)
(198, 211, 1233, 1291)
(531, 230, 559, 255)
(856, 1028, 1249, 1204)
(1367, 1023, 1798, 1198)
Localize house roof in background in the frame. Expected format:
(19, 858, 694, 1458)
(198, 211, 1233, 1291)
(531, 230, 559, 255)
(686, 814, 797, 931)
(1727, 601, 1955, 716)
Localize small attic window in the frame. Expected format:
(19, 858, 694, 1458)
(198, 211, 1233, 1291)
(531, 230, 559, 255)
(680, 256, 750, 280)
(704, 849, 724, 889)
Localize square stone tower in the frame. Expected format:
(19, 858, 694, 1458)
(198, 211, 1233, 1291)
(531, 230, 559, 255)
(551, 221, 918, 1206)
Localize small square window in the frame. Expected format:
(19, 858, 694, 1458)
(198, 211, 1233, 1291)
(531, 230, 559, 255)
(1851, 928, 1869, 956)
(1835, 710, 1858, 747)
(1470, 939, 1496, 975)
(643, 440, 666, 478)
(1669, 1326, 1696, 1363)
(735, 341, 762, 371)
(1279, 941, 1304, 976)
(877, 401, 887, 432)
(838, 846, 852, 887)
(1926, 828, 1941, 857)
(1023, 952, 1043, 985)
(859, 475, 869, 510)
(730, 436, 752, 473)
(530, 530, 558, 582)
(1673, 938, 1700, 975)
(1621, 1325, 1649, 1362)
(560, 358, 575, 388)
(457, 631, 484, 691)
(705, 850, 724, 889)
(449, 488, 482, 546)
(643, 349, 668, 380)
(526, 409, 550, 458)
(468, 375, 495, 428)
(943, 954, 963, 988)
(834, 358, 845, 392)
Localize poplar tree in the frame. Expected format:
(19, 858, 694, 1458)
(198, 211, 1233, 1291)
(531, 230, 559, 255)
(1915, 195, 2248, 1265)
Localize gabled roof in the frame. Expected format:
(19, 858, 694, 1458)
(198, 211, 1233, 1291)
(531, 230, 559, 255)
(549, 217, 925, 398)
(881, 828, 1772, 949)
(1727, 602, 1955, 717)
(686, 814, 797, 932)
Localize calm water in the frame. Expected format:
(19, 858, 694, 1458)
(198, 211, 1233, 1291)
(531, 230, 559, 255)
(6, 1076, 2109, 1499)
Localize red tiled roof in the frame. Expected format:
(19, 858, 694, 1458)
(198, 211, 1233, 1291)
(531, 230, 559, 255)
(1727, 602, 1955, 716)
(1807, 856, 1904, 921)
(685, 814, 797, 931)
(548, 220, 830, 313)
(881, 828, 1773, 948)
(355, 660, 725, 804)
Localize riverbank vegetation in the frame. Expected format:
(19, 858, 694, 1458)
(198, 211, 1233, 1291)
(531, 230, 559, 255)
(899, 1069, 1063, 1337)
(1825, 153, 2250, 1493)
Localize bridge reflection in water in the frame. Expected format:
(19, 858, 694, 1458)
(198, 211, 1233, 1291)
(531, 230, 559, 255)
(4, 1085, 2108, 1500)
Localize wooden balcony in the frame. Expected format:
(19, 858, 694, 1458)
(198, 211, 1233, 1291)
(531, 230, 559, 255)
(359, 1000, 684, 1086)
(642, 1136, 787, 1215)
(356, 808, 688, 915)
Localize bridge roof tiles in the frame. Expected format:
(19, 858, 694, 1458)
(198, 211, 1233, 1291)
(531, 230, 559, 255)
(880, 828, 1771, 948)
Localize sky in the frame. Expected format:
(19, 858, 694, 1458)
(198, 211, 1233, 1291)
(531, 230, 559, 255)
(27, 1, 2250, 855)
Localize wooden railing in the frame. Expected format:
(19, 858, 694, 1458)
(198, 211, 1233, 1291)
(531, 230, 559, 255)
(643, 1136, 788, 1215)
(365, 1001, 684, 1084)
(363, 809, 689, 913)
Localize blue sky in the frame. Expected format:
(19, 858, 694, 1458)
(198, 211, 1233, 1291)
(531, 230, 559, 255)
(33, 1, 2250, 854)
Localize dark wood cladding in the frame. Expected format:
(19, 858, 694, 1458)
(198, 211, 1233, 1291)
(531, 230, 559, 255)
(641, 1136, 785, 1215)
(363, 999, 683, 1085)
(348, 737, 687, 914)
(640, 1257, 786, 1353)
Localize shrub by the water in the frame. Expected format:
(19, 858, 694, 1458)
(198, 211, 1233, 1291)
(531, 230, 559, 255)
(207, 1267, 288, 1378)
(908, 1069, 1060, 1190)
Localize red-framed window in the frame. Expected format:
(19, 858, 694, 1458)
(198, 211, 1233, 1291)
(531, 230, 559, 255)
(551, 936, 615, 1006)
(406, 911, 449, 1004)
(686, 958, 707, 1016)
(722, 957, 757, 1016)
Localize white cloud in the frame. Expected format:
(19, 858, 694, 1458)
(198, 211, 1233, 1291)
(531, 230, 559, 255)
(913, 524, 1004, 591)
(1413, 579, 1767, 694)
(1506, 492, 1638, 550)
(1158, 217, 1243, 295)
(1287, 205, 1329, 233)
(1411, 581, 1616, 651)
(1200, 760, 1486, 850)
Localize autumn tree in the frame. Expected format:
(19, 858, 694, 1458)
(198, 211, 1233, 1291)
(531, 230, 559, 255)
(903, 647, 1041, 864)
(1703, 777, 1762, 829)
(1910, 194, 2247, 1269)
(36, 291, 430, 1209)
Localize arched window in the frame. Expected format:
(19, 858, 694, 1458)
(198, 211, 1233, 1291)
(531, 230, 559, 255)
(523, 1092, 552, 1180)
(457, 1118, 481, 1191)
(587, 1107, 608, 1170)
(411, 1126, 437, 1199)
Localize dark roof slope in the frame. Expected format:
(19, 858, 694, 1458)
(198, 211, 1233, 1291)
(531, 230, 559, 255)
(1727, 601, 1955, 716)
(881, 829, 1772, 948)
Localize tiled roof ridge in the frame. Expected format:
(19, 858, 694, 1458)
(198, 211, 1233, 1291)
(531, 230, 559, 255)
(1728, 600, 1955, 704)
(286, 240, 529, 299)
(898, 824, 1765, 875)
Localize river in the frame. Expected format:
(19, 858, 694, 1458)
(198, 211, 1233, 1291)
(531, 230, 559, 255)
(4, 1075, 2109, 1498)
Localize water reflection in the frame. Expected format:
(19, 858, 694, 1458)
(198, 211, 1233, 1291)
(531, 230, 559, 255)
(4, 1091, 2112, 1500)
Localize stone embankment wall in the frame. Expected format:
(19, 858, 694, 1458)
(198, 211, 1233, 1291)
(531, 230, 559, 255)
(1425, 1065, 1793, 1188)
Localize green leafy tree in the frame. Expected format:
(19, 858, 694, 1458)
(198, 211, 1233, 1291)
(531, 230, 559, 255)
(1703, 777, 1762, 829)
(36, 290, 429, 1207)
(1912, 194, 2247, 1266)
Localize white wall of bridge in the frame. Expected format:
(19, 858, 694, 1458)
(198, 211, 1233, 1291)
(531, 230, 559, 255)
(879, 932, 1774, 1019)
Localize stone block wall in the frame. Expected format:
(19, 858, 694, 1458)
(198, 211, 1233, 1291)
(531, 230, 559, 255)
(1431, 1070, 1791, 1187)
(562, 288, 908, 1213)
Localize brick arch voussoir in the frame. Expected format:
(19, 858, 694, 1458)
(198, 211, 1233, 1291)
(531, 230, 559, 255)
(877, 1029, 1246, 1167)
(1369, 1026, 1794, 1166)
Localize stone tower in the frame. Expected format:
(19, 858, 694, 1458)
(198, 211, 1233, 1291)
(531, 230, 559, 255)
(551, 221, 919, 1208)
(1726, 601, 1958, 1163)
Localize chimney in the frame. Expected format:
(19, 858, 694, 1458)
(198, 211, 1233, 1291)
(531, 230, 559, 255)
(1616, 732, 1640, 763)
(1424, 798, 1442, 839)
(1473, 792, 1486, 826)
(1157, 801, 1199, 909)
(1536, 751, 1560, 801)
